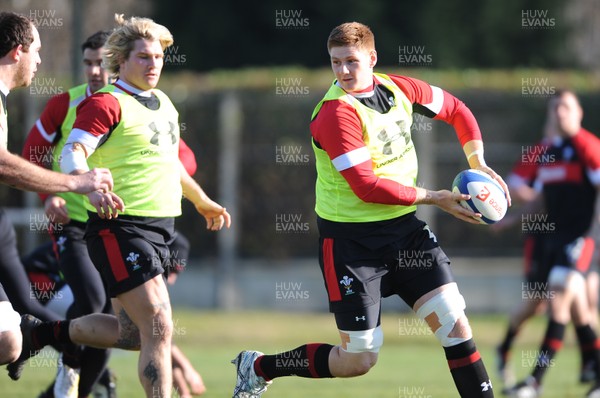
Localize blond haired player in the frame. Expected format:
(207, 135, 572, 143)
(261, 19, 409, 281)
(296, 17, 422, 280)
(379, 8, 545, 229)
(12, 14, 229, 398)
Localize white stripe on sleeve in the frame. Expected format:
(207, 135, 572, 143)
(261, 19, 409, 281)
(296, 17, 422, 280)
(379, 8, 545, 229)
(35, 119, 56, 143)
(65, 128, 103, 157)
(422, 85, 444, 115)
(331, 147, 371, 171)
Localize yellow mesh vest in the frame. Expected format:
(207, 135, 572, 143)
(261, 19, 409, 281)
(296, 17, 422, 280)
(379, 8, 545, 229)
(312, 73, 418, 222)
(85, 85, 182, 217)
(53, 84, 89, 222)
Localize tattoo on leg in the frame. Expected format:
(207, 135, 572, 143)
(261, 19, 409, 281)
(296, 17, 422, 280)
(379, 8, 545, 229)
(115, 309, 141, 350)
(151, 300, 171, 312)
(143, 359, 159, 386)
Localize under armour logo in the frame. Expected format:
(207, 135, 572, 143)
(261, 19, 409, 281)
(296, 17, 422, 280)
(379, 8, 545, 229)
(149, 121, 177, 146)
(481, 380, 492, 392)
(355, 316, 366, 322)
(377, 130, 400, 155)
(377, 121, 410, 155)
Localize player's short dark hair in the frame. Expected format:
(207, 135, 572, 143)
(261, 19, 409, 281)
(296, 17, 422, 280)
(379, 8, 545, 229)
(328, 22, 375, 52)
(81, 30, 111, 52)
(0, 12, 34, 58)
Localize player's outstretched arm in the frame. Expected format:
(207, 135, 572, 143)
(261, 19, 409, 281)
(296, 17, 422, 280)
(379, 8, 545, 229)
(413, 187, 482, 225)
(70, 168, 115, 194)
(179, 162, 231, 231)
(0, 146, 114, 194)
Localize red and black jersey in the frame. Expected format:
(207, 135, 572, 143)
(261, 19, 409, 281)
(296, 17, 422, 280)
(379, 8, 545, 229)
(535, 129, 600, 239)
(22, 92, 72, 204)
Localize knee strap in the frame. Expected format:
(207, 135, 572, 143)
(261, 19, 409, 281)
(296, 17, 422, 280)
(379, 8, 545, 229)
(339, 326, 384, 353)
(415, 284, 470, 347)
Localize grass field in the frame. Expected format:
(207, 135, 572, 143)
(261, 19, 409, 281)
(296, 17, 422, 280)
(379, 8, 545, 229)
(0, 310, 593, 397)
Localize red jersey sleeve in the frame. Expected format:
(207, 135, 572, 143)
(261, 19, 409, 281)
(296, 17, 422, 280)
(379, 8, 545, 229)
(178, 138, 197, 176)
(310, 100, 417, 205)
(22, 93, 69, 162)
(388, 74, 482, 146)
(22, 93, 69, 203)
(72, 93, 121, 136)
(572, 128, 600, 186)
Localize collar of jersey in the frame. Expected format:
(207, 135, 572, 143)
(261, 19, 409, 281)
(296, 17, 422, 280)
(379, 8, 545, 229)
(113, 79, 153, 97)
(0, 79, 9, 96)
(334, 80, 376, 99)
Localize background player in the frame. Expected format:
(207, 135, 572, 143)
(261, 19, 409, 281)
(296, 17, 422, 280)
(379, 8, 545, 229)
(0, 11, 114, 369)
(507, 90, 600, 398)
(23, 29, 209, 397)
(232, 21, 509, 398)
(495, 99, 600, 391)
(21, 30, 116, 398)
(494, 103, 557, 391)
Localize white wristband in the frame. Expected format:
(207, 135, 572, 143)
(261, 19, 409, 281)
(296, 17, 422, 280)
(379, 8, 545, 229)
(60, 145, 90, 174)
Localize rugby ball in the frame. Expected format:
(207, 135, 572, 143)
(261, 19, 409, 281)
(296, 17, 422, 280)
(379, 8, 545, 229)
(452, 169, 507, 225)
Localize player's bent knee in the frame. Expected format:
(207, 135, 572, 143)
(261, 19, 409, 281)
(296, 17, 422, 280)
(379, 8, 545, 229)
(0, 301, 20, 334)
(449, 316, 472, 339)
(415, 284, 472, 347)
(349, 352, 378, 376)
(0, 301, 22, 364)
(337, 349, 378, 376)
(0, 331, 22, 365)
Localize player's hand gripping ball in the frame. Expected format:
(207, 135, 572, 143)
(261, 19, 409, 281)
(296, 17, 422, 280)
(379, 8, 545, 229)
(452, 169, 508, 225)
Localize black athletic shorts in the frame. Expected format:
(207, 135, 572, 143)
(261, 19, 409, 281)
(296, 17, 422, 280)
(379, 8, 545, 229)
(523, 235, 551, 289)
(85, 212, 175, 297)
(318, 213, 455, 331)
